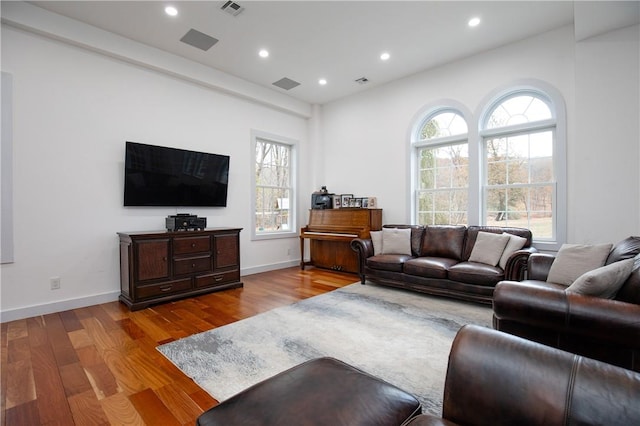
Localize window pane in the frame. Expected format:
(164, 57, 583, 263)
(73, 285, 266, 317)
(420, 112, 468, 140)
(486, 95, 552, 129)
(255, 138, 293, 235)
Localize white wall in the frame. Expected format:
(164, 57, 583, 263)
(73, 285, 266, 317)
(572, 24, 640, 243)
(0, 24, 309, 321)
(320, 24, 639, 244)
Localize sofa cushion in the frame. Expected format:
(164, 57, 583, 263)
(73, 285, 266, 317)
(370, 231, 383, 255)
(421, 225, 467, 260)
(547, 243, 613, 286)
(498, 234, 528, 270)
(381, 227, 412, 255)
(606, 236, 640, 265)
(404, 257, 459, 279)
(468, 232, 511, 266)
(366, 254, 413, 273)
(565, 258, 634, 298)
(448, 262, 504, 287)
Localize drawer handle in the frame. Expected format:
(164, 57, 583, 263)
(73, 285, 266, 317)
(192, 263, 196, 268)
(214, 275, 224, 282)
(191, 243, 196, 248)
(160, 285, 173, 292)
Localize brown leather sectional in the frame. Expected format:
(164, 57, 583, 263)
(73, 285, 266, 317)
(493, 236, 640, 372)
(350, 225, 534, 304)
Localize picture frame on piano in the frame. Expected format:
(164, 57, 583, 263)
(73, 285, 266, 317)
(332, 195, 341, 208)
(340, 194, 353, 208)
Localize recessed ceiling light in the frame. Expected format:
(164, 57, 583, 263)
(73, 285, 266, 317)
(165, 6, 178, 16)
(318, 78, 327, 86)
(259, 49, 269, 58)
(380, 52, 390, 61)
(468, 17, 481, 27)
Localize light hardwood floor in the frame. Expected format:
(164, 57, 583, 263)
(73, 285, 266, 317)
(1, 267, 358, 425)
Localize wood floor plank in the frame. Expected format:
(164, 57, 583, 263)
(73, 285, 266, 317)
(1, 267, 355, 425)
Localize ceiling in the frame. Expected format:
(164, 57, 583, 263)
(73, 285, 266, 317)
(25, 1, 580, 104)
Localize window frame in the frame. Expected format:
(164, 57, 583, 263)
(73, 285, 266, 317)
(251, 130, 298, 241)
(410, 103, 473, 226)
(408, 82, 566, 251)
(478, 84, 566, 251)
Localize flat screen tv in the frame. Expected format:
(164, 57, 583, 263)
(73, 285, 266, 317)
(124, 141, 229, 207)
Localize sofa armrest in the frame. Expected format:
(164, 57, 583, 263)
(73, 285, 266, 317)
(493, 280, 640, 346)
(504, 247, 538, 280)
(351, 238, 373, 284)
(440, 325, 640, 426)
(527, 253, 556, 281)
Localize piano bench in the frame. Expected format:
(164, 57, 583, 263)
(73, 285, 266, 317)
(196, 357, 422, 426)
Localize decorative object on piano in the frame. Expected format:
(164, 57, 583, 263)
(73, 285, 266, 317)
(332, 194, 341, 209)
(340, 194, 353, 208)
(366, 197, 377, 208)
(311, 186, 334, 209)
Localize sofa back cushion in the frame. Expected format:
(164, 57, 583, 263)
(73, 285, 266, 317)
(382, 225, 424, 257)
(462, 226, 532, 261)
(421, 225, 467, 260)
(606, 236, 640, 264)
(615, 255, 640, 304)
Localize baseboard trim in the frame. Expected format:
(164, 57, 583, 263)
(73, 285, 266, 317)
(241, 260, 299, 276)
(0, 290, 120, 323)
(1, 261, 302, 323)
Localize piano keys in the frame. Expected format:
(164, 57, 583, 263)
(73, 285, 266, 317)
(300, 208, 382, 273)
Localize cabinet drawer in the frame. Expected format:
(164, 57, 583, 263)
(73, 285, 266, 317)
(173, 255, 212, 275)
(173, 236, 211, 255)
(195, 270, 240, 288)
(136, 278, 192, 299)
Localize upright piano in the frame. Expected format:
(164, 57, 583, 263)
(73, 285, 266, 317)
(300, 208, 382, 273)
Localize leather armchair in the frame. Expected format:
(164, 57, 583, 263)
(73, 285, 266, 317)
(493, 237, 640, 372)
(407, 325, 640, 426)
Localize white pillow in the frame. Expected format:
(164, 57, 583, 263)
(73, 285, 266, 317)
(498, 234, 528, 270)
(547, 243, 613, 286)
(565, 258, 634, 298)
(381, 228, 412, 255)
(468, 231, 511, 266)
(370, 231, 383, 255)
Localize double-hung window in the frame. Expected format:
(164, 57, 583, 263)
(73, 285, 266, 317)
(252, 131, 297, 239)
(481, 92, 558, 242)
(412, 110, 469, 225)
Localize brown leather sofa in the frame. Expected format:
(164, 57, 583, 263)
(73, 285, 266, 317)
(493, 236, 640, 372)
(407, 325, 640, 426)
(350, 225, 534, 304)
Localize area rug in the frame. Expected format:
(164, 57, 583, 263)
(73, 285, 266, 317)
(157, 283, 492, 414)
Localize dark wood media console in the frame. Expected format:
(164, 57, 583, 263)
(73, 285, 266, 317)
(118, 228, 242, 311)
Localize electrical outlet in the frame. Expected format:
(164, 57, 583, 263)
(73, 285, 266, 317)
(50, 277, 61, 290)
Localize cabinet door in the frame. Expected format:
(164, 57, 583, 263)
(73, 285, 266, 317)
(135, 239, 170, 281)
(213, 233, 239, 269)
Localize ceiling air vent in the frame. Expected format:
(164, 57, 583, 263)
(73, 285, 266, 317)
(272, 77, 300, 91)
(355, 77, 369, 85)
(221, 1, 244, 16)
(180, 29, 219, 51)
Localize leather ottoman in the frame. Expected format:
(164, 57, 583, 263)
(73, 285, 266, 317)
(196, 357, 422, 426)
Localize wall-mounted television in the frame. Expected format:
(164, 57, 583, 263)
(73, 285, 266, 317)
(124, 141, 229, 207)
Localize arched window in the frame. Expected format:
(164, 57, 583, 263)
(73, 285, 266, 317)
(480, 90, 562, 244)
(412, 109, 469, 225)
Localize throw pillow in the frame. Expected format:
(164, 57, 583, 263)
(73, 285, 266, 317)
(498, 234, 528, 270)
(381, 228, 412, 255)
(370, 231, 383, 255)
(566, 258, 634, 298)
(468, 231, 511, 267)
(546, 243, 613, 286)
